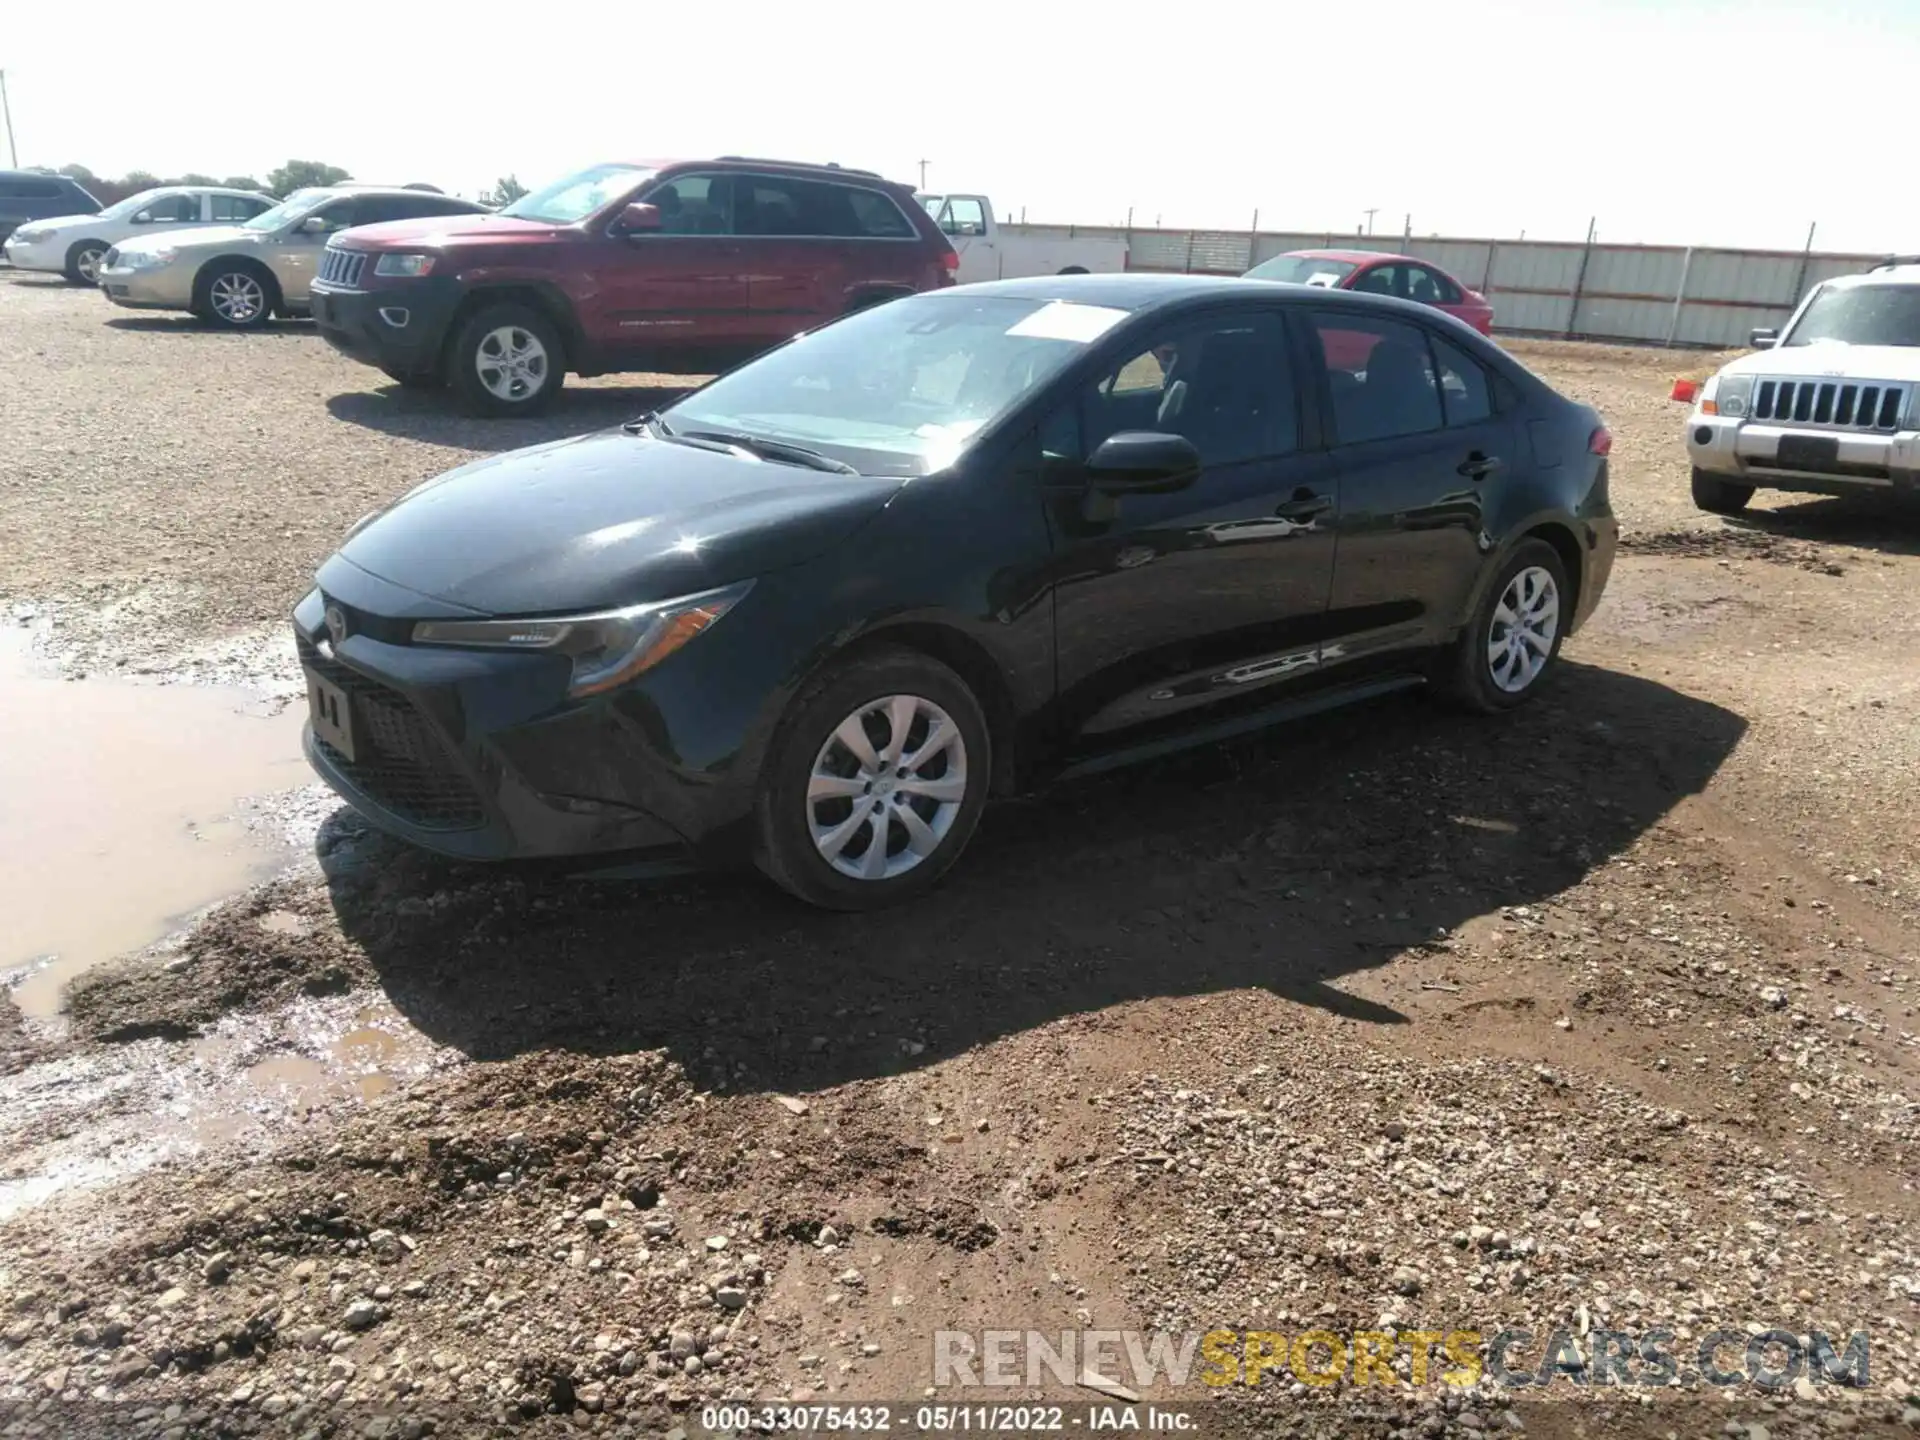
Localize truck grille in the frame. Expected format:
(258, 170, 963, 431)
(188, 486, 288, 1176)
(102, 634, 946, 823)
(298, 635, 485, 831)
(318, 247, 367, 288)
(1751, 378, 1909, 431)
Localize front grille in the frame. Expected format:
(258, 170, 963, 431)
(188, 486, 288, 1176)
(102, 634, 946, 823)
(318, 247, 367, 287)
(1751, 378, 1909, 430)
(298, 634, 486, 831)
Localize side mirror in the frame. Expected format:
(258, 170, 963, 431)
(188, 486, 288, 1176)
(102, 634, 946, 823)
(131, 210, 153, 224)
(616, 202, 662, 235)
(298, 215, 329, 234)
(1749, 327, 1778, 350)
(1086, 431, 1201, 492)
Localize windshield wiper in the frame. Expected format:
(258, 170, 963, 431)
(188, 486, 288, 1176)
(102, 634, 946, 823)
(622, 410, 675, 437)
(676, 428, 859, 475)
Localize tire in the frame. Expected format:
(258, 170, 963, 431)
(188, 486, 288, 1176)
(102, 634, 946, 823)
(1691, 466, 1754, 516)
(381, 367, 440, 390)
(447, 302, 565, 416)
(193, 261, 277, 330)
(63, 240, 109, 286)
(1436, 538, 1570, 714)
(754, 647, 992, 911)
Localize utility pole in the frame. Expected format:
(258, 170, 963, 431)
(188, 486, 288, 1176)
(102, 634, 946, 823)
(0, 71, 16, 169)
(917, 159, 929, 191)
(1363, 207, 1378, 236)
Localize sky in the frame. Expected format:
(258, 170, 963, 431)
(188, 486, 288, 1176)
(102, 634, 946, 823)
(5, 0, 1917, 254)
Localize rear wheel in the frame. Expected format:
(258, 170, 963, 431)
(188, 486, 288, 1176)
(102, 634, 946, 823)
(1436, 538, 1569, 713)
(1691, 466, 1754, 516)
(194, 262, 276, 329)
(448, 303, 564, 416)
(755, 648, 991, 911)
(63, 240, 109, 285)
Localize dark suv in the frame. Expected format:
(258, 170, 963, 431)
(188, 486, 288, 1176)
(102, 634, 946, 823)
(0, 170, 101, 248)
(310, 157, 959, 414)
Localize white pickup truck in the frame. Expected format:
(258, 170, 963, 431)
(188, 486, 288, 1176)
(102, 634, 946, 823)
(917, 194, 1129, 284)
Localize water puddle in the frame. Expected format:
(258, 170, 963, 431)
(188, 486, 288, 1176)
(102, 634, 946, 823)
(0, 630, 308, 1018)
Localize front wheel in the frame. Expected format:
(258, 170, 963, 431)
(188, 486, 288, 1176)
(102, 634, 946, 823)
(1437, 539, 1569, 713)
(1691, 467, 1754, 516)
(755, 648, 991, 911)
(448, 303, 564, 416)
(194, 264, 275, 329)
(64, 241, 108, 285)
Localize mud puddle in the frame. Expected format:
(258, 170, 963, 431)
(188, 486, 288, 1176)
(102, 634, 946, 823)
(0, 628, 309, 1019)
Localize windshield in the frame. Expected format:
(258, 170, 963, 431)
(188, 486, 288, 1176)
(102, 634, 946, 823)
(1785, 283, 1920, 348)
(242, 188, 333, 232)
(97, 188, 172, 221)
(503, 164, 654, 224)
(1245, 254, 1358, 287)
(662, 294, 1131, 476)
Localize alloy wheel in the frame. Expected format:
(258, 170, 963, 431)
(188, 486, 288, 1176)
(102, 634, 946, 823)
(806, 694, 969, 881)
(76, 247, 105, 284)
(209, 272, 265, 325)
(475, 326, 549, 403)
(1486, 565, 1560, 693)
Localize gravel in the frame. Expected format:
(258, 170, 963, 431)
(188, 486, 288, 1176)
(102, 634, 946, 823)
(2, 279, 1918, 1437)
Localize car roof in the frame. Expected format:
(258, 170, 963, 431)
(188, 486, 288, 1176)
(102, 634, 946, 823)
(634, 156, 902, 187)
(949, 272, 1461, 318)
(1825, 263, 1920, 289)
(1285, 248, 1409, 264)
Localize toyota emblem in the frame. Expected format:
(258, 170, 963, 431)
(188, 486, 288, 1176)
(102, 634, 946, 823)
(325, 604, 347, 644)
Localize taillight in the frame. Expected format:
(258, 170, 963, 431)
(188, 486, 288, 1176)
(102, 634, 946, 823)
(1589, 426, 1613, 456)
(940, 248, 959, 275)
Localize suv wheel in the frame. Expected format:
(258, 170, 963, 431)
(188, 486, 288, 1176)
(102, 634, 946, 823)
(64, 241, 109, 285)
(755, 648, 991, 911)
(194, 263, 275, 329)
(1437, 538, 1569, 713)
(449, 303, 564, 416)
(1691, 467, 1754, 516)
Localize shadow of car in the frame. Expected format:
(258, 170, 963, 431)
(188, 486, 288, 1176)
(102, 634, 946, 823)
(325, 383, 699, 454)
(319, 661, 1743, 1094)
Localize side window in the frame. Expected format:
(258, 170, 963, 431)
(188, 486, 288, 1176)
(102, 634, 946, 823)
(844, 187, 915, 239)
(938, 197, 987, 237)
(1086, 313, 1297, 467)
(1310, 312, 1443, 444)
(140, 193, 200, 223)
(306, 200, 359, 234)
(1430, 334, 1493, 426)
(1410, 265, 1461, 305)
(646, 175, 733, 235)
(209, 194, 267, 222)
(1348, 264, 1399, 297)
(735, 176, 809, 236)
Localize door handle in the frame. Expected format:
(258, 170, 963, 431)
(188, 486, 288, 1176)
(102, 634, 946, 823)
(1457, 451, 1504, 480)
(1274, 489, 1332, 521)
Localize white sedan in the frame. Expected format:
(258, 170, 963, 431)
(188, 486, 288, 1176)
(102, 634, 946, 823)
(1, 186, 277, 284)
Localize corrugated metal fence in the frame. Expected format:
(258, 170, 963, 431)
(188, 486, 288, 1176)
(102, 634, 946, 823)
(1004, 222, 1896, 349)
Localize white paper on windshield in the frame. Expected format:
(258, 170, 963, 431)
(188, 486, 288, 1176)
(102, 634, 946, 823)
(1306, 272, 1343, 288)
(1006, 302, 1130, 344)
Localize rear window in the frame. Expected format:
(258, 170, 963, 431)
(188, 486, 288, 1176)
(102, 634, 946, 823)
(0, 179, 67, 200)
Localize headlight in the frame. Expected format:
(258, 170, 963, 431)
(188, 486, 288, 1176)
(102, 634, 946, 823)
(11, 226, 50, 244)
(1712, 375, 1754, 419)
(119, 248, 178, 271)
(411, 581, 752, 697)
(373, 253, 435, 277)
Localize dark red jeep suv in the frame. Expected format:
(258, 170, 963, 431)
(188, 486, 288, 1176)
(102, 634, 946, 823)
(309, 157, 959, 414)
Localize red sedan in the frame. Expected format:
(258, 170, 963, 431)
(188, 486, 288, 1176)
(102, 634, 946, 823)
(1244, 249, 1494, 334)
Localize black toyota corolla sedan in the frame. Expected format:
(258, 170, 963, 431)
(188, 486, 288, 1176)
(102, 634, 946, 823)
(297, 274, 1616, 909)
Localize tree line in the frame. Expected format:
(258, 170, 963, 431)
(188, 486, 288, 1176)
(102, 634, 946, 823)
(26, 160, 531, 209)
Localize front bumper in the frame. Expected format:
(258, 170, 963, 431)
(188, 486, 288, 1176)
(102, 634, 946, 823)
(1687, 414, 1920, 494)
(1, 235, 62, 272)
(291, 580, 762, 865)
(311, 275, 462, 377)
(96, 262, 197, 311)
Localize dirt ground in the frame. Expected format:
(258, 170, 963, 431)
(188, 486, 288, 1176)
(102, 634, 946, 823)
(1, 278, 1918, 1439)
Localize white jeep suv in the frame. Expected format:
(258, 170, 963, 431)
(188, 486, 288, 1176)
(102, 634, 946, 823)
(1686, 260, 1920, 514)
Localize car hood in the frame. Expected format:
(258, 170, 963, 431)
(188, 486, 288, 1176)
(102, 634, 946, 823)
(12, 212, 93, 235)
(113, 224, 256, 257)
(1722, 341, 1920, 383)
(333, 213, 566, 251)
(334, 428, 903, 615)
